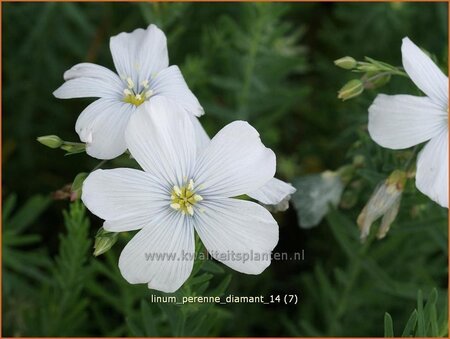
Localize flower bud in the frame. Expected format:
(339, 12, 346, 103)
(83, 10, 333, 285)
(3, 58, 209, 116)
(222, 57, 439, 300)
(94, 227, 119, 256)
(357, 170, 407, 242)
(356, 63, 379, 73)
(337, 79, 364, 101)
(37, 135, 63, 149)
(362, 72, 391, 89)
(71, 172, 88, 200)
(61, 143, 86, 154)
(334, 56, 357, 70)
(352, 155, 365, 168)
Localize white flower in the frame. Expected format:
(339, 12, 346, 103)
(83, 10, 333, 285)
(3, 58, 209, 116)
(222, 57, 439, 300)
(81, 97, 279, 293)
(357, 170, 406, 241)
(54, 24, 203, 160)
(189, 117, 296, 211)
(292, 171, 344, 228)
(368, 37, 448, 208)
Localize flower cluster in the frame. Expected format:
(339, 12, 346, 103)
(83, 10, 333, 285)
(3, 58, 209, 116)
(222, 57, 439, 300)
(49, 25, 447, 292)
(53, 24, 295, 292)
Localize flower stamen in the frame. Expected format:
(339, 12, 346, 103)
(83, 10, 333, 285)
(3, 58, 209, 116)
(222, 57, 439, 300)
(123, 77, 154, 107)
(126, 77, 135, 89)
(170, 179, 202, 216)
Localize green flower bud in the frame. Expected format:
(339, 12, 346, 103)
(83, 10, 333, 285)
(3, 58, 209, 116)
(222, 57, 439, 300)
(37, 135, 63, 149)
(386, 169, 407, 190)
(337, 79, 364, 101)
(71, 172, 88, 199)
(334, 56, 357, 70)
(352, 155, 365, 168)
(336, 164, 355, 184)
(356, 63, 379, 73)
(94, 227, 119, 256)
(61, 143, 86, 154)
(363, 72, 391, 89)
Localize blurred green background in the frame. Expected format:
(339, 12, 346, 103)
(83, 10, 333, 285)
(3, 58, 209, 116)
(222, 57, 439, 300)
(3, 2, 448, 337)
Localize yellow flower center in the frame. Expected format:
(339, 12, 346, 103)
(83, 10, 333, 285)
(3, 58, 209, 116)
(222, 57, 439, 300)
(122, 77, 153, 107)
(170, 179, 203, 216)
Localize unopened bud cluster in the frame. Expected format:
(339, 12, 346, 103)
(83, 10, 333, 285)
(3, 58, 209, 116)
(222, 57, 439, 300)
(335, 56, 405, 101)
(37, 135, 86, 155)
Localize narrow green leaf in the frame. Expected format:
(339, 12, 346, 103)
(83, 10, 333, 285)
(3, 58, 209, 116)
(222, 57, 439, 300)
(401, 310, 418, 337)
(384, 312, 394, 337)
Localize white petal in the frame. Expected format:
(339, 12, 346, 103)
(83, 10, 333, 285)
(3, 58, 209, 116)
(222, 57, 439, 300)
(368, 94, 447, 149)
(110, 24, 168, 84)
(82, 168, 169, 232)
(194, 198, 278, 274)
(415, 130, 448, 208)
(53, 63, 123, 99)
(402, 37, 448, 108)
(248, 178, 296, 211)
(190, 115, 211, 153)
(75, 98, 133, 159)
(119, 212, 195, 293)
(151, 65, 204, 117)
(194, 121, 276, 198)
(125, 97, 197, 186)
(292, 172, 344, 228)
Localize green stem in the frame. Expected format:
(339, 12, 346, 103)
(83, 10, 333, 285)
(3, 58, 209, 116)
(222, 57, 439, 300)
(92, 160, 107, 172)
(403, 145, 419, 172)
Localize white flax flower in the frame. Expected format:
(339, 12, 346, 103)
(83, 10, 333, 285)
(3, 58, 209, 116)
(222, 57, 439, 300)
(82, 97, 279, 292)
(54, 24, 203, 160)
(368, 37, 448, 208)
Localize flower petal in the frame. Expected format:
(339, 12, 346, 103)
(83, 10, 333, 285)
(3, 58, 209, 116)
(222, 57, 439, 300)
(248, 178, 296, 211)
(368, 94, 447, 149)
(415, 130, 448, 208)
(125, 97, 197, 186)
(53, 63, 123, 99)
(151, 65, 204, 117)
(194, 198, 278, 274)
(119, 212, 195, 293)
(189, 123, 291, 208)
(194, 121, 276, 198)
(190, 115, 211, 153)
(75, 98, 133, 159)
(292, 172, 344, 228)
(82, 168, 169, 232)
(402, 37, 448, 108)
(110, 24, 168, 84)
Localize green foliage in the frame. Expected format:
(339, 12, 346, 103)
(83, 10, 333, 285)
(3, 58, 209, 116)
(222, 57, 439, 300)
(36, 201, 92, 336)
(86, 237, 231, 336)
(4, 200, 92, 336)
(283, 208, 447, 337)
(3, 194, 51, 336)
(3, 2, 448, 337)
(384, 289, 448, 337)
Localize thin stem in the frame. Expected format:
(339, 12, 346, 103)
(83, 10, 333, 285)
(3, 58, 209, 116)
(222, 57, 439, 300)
(92, 160, 107, 172)
(403, 145, 419, 172)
